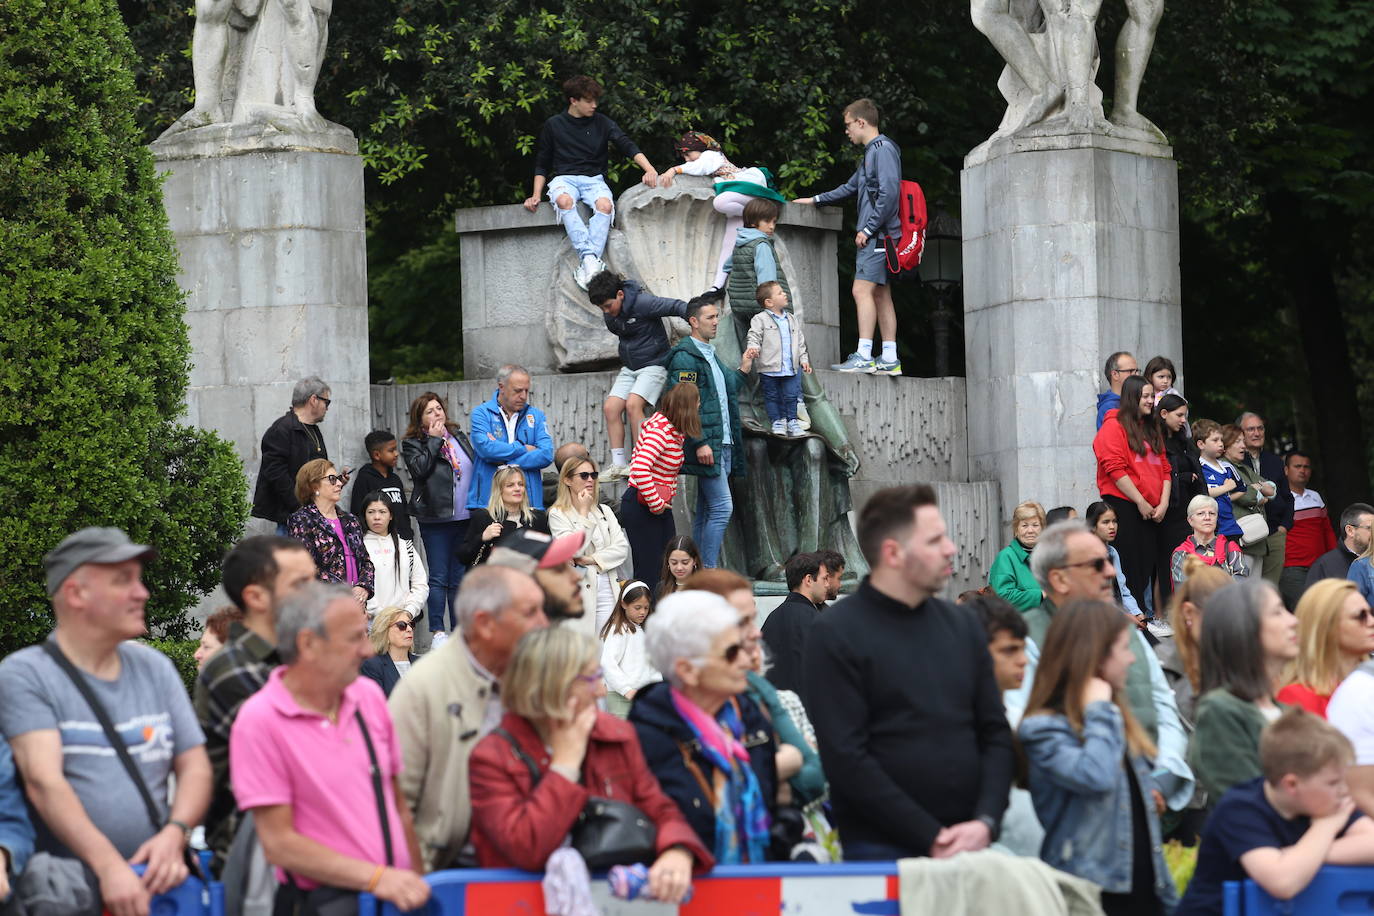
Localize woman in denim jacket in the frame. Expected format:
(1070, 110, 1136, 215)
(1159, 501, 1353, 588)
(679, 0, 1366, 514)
(1020, 600, 1178, 915)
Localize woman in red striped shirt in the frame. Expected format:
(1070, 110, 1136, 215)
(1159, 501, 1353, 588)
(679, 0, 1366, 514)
(622, 382, 702, 597)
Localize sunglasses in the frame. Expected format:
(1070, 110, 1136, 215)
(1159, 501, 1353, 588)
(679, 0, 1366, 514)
(720, 642, 744, 664)
(1352, 608, 1372, 625)
(393, 620, 413, 631)
(574, 471, 600, 481)
(314, 395, 332, 406)
(1058, 557, 1110, 573)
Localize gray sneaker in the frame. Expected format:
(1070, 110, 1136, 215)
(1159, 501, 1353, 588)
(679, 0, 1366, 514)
(831, 352, 876, 373)
(786, 420, 806, 437)
(601, 464, 629, 481)
(870, 357, 903, 376)
(771, 420, 786, 435)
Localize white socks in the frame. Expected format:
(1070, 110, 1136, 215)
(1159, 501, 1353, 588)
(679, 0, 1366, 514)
(611, 448, 626, 466)
(857, 338, 873, 360)
(881, 341, 897, 363)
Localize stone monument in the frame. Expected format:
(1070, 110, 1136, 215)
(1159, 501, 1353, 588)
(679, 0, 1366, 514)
(151, 0, 369, 514)
(963, 0, 1181, 522)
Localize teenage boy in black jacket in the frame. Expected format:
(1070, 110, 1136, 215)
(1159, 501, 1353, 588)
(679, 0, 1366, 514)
(349, 430, 413, 540)
(805, 485, 1014, 859)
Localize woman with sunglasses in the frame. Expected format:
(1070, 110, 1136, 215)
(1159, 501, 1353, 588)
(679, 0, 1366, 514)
(548, 455, 630, 635)
(287, 458, 375, 605)
(467, 626, 712, 898)
(1276, 579, 1374, 718)
(360, 606, 418, 697)
(630, 591, 781, 863)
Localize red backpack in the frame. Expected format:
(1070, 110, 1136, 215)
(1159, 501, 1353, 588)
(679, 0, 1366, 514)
(884, 179, 927, 279)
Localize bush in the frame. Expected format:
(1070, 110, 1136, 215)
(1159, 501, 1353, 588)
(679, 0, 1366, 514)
(0, 0, 247, 655)
(144, 638, 200, 697)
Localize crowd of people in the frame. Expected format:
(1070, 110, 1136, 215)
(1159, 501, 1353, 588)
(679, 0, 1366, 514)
(6, 80, 1374, 916)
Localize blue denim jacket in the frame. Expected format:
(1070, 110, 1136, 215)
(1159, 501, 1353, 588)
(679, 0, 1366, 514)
(0, 737, 35, 898)
(1019, 702, 1177, 908)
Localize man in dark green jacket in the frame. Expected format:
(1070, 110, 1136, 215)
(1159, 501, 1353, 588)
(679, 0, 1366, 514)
(662, 297, 744, 568)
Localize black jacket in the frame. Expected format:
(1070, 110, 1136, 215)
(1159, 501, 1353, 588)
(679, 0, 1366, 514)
(804, 579, 1014, 855)
(251, 410, 328, 524)
(457, 509, 550, 566)
(349, 465, 413, 540)
(401, 429, 475, 522)
(360, 653, 417, 697)
(603, 281, 688, 370)
(1164, 432, 1207, 516)
(1307, 543, 1359, 586)
(628, 681, 777, 856)
(760, 591, 820, 695)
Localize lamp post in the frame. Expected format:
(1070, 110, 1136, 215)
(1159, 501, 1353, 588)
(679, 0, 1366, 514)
(919, 211, 963, 377)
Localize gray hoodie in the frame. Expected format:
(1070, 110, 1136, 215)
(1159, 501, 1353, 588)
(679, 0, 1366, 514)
(814, 133, 902, 238)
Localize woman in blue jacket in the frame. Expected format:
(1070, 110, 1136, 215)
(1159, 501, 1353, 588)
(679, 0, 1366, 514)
(1019, 599, 1177, 915)
(0, 737, 35, 907)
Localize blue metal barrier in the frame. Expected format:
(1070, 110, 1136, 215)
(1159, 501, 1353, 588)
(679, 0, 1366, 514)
(1222, 865, 1374, 915)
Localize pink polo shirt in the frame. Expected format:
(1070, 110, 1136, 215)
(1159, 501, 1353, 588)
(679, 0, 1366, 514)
(229, 668, 411, 887)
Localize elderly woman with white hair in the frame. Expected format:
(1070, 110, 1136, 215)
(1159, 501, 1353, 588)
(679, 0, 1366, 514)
(466, 627, 711, 898)
(1171, 494, 1249, 585)
(629, 591, 779, 864)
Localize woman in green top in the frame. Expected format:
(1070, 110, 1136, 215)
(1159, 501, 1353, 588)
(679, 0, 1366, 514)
(989, 501, 1047, 612)
(1188, 578, 1298, 801)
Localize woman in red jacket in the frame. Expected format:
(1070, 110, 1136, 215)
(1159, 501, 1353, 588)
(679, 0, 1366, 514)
(468, 627, 713, 901)
(1093, 375, 1171, 622)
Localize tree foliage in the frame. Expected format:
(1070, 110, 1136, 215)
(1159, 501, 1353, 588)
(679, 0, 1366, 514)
(0, 0, 248, 653)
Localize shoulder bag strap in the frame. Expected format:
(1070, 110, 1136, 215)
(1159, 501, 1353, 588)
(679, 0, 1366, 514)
(494, 726, 544, 786)
(41, 641, 163, 834)
(352, 709, 395, 866)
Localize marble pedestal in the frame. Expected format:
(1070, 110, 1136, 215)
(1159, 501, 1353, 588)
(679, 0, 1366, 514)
(152, 131, 371, 513)
(961, 134, 1184, 522)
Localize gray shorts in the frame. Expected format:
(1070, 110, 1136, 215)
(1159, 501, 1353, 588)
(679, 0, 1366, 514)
(855, 237, 890, 285)
(608, 365, 668, 403)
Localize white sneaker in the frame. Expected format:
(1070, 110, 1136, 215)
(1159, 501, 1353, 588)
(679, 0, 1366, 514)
(572, 260, 589, 289)
(430, 631, 449, 650)
(771, 420, 786, 435)
(602, 464, 629, 480)
(796, 398, 811, 430)
(1146, 619, 1174, 639)
(787, 420, 805, 437)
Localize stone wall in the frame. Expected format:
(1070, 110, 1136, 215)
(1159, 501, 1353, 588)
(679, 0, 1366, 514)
(370, 372, 1002, 595)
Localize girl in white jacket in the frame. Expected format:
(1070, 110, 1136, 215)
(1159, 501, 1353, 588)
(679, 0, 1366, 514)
(361, 491, 429, 624)
(600, 581, 661, 717)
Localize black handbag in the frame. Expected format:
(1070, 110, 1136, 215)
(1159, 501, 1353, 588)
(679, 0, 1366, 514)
(495, 728, 657, 869)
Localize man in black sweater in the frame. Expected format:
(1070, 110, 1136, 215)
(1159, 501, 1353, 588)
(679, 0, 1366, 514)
(1307, 502, 1374, 588)
(805, 484, 1014, 859)
(761, 552, 828, 694)
(522, 75, 659, 289)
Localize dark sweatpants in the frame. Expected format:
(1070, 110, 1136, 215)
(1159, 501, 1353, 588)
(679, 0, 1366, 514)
(619, 486, 676, 598)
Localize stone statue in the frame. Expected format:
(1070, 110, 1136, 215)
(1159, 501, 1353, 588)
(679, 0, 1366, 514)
(159, 0, 341, 139)
(569, 180, 869, 590)
(972, 0, 1165, 142)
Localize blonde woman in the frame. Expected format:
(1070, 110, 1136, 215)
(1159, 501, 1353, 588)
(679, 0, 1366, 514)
(467, 627, 712, 892)
(548, 455, 630, 634)
(360, 606, 418, 697)
(988, 500, 1046, 611)
(458, 464, 549, 566)
(1158, 556, 1233, 724)
(1277, 579, 1374, 718)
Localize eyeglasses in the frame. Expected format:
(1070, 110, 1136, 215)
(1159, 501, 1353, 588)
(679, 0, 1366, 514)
(314, 395, 332, 407)
(574, 471, 600, 481)
(573, 667, 604, 685)
(1112, 366, 1141, 376)
(393, 620, 413, 631)
(320, 474, 346, 485)
(1242, 425, 1265, 433)
(1057, 557, 1110, 573)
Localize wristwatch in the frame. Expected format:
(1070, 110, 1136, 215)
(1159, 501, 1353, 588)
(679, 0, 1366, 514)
(167, 819, 192, 844)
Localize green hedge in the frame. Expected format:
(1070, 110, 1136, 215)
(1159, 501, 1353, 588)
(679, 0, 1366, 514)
(0, 0, 247, 655)
(144, 638, 199, 697)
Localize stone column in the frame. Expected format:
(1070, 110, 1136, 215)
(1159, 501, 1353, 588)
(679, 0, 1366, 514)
(961, 134, 1183, 522)
(152, 126, 371, 516)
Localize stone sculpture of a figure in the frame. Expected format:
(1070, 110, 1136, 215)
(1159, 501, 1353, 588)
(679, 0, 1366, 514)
(972, 0, 1165, 141)
(161, 0, 334, 136)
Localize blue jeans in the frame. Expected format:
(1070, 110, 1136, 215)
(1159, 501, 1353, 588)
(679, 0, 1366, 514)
(692, 445, 733, 568)
(418, 519, 470, 634)
(547, 174, 613, 260)
(761, 373, 802, 423)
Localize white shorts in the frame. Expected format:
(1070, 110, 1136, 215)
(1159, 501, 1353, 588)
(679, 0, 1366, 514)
(608, 365, 668, 404)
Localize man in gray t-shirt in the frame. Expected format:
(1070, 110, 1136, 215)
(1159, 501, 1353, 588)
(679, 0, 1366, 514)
(0, 528, 210, 916)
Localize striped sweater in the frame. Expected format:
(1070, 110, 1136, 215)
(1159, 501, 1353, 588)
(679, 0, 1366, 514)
(629, 413, 685, 514)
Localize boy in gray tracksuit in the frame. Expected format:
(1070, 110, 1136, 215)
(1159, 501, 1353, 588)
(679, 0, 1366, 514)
(795, 98, 903, 376)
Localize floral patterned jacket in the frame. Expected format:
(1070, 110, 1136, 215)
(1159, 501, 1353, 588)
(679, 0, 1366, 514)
(287, 502, 376, 597)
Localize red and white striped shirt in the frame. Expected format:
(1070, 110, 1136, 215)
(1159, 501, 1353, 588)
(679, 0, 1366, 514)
(629, 413, 685, 514)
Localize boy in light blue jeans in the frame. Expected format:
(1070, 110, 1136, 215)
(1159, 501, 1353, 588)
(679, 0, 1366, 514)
(522, 75, 660, 289)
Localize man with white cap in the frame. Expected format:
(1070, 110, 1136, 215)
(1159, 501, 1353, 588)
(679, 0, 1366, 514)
(0, 528, 211, 916)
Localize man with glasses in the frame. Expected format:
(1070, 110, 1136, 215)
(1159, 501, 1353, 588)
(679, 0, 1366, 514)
(1096, 351, 1139, 429)
(805, 485, 1013, 859)
(1235, 411, 1293, 586)
(794, 99, 904, 377)
(1307, 503, 1374, 588)
(1016, 521, 1194, 813)
(252, 375, 338, 536)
